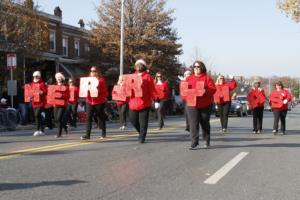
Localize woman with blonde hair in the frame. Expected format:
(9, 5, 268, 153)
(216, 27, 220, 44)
(214, 74, 236, 133)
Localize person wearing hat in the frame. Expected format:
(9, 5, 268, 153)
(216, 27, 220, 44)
(65, 78, 79, 128)
(247, 79, 266, 134)
(128, 59, 156, 143)
(269, 81, 292, 135)
(30, 71, 47, 136)
(154, 72, 170, 130)
(81, 66, 108, 140)
(186, 61, 216, 149)
(214, 74, 236, 133)
(53, 72, 69, 138)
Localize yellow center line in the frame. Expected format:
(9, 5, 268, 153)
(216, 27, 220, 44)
(0, 119, 219, 160)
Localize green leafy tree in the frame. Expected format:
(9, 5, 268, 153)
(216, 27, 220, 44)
(90, 0, 182, 85)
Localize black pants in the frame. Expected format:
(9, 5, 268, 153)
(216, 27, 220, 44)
(54, 107, 66, 137)
(187, 105, 212, 146)
(156, 100, 166, 128)
(117, 103, 128, 126)
(253, 107, 264, 131)
(129, 107, 150, 143)
(45, 107, 54, 129)
(183, 101, 189, 130)
(86, 103, 106, 138)
(33, 107, 44, 132)
(273, 109, 288, 132)
(218, 102, 230, 129)
(66, 103, 78, 127)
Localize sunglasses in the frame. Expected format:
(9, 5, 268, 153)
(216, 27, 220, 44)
(90, 70, 97, 72)
(193, 65, 200, 68)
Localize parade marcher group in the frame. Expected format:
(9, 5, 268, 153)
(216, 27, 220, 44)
(24, 59, 294, 149)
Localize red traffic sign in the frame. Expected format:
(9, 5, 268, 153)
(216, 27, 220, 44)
(7, 54, 17, 70)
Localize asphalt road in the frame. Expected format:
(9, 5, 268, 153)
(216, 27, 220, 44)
(1, 107, 300, 200)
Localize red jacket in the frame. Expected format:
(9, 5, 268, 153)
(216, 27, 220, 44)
(215, 79, 236, 104)
(68, 86, 79, 105)
(155, 81, 170, 101)
(247, 88, 266, 109)
(128, 71, 156, 111)
(86, 76, 108, 105)
(269, 89, 292, 111)
(186, 73, 216, 109)
(30, 80, 47, 108)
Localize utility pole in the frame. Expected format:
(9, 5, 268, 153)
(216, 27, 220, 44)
(120, 0, 125, 75)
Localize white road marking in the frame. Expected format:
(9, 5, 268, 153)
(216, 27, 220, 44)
(204, 152, 249, 185)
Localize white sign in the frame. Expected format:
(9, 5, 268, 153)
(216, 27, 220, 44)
(7, 54, 17, 70)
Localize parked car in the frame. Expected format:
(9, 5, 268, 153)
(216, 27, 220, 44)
(236, 95, 251, 115)
(215, 100, 247, 117)
(264, 103, 272, 112)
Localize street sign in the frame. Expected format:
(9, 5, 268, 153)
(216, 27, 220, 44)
(7, 80, 17, 96)
(7, 54, 17, 70)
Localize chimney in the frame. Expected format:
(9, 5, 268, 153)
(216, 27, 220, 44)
(54, 6, 62, 18)
(78, 19, 85, 29)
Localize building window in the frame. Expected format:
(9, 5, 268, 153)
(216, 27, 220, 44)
(74, 39, 80, 57)
(49, 31, 56, 51)
(62, 37, 68, 56)
(85, 43, 90, 54)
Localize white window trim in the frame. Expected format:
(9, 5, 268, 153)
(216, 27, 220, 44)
(49, 30, 56, 52)
(74, 38, 80, 57)
(62, 36, 69, 56)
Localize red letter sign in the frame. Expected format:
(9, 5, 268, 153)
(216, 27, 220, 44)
(47, 85, 68, 106)
(214, 86, 230, 104)
(270, 93, 283, 109)
(79, 77, 99, 98)
(122, 74, 143, 97)
(181, 81, 205, 106)
(24, 84, 41, 103)
(112, 84, 127, 101)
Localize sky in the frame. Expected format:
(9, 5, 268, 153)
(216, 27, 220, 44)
(34, 0, 300, 77)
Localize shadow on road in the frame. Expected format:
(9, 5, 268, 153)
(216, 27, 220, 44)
(0, 180, 86, 191)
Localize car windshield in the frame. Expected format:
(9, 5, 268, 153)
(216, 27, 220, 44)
(237, 96, 247, 101)
(231, 100, 241, 106)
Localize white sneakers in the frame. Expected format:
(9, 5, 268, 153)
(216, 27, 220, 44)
(120, 126, 126, 130)
(33, 131, 39, 136)
(33, 131, 46, 136)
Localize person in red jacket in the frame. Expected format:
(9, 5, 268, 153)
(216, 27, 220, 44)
(128, 59, 156, 143)
(30, 71, 47, 136)
(65, 78, 79, 128)
(269, 81, 292, 135)
(52, 72, 69, 138)
(214, 75, 236, 133)
(179, 70, 192, 132)
(81, 66, 108, 140)
(186, 61, 216, 149)
(115, 76, 128, 130)
(154, 72, 170, 130)
(247, 80, 266, 134)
